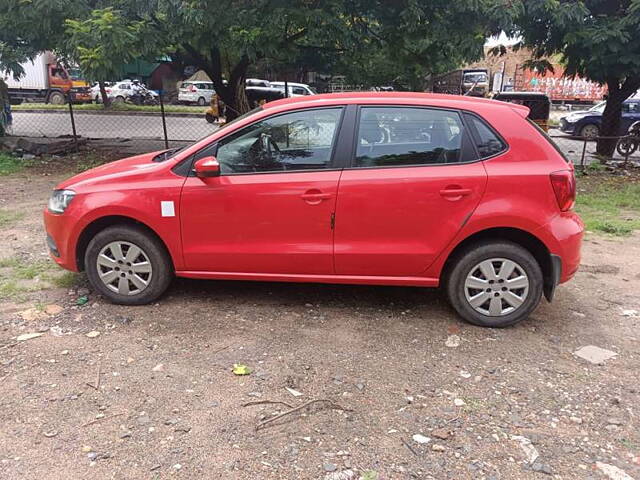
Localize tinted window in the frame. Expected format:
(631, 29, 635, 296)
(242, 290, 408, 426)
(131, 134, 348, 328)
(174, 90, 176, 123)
(292, 86, 307, 95)
(215, 108, 342, 173)
(464, 114, 506, 158)
(354, 107, 464, 167)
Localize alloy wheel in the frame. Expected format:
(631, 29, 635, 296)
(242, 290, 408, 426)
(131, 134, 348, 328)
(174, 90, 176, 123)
(96, 241, 153, 295)
(463, 258, 529, 317)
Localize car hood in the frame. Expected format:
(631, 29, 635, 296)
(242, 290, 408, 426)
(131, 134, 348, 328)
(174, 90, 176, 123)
(56, 151, 168, 191)
(563, 110, 598, 122)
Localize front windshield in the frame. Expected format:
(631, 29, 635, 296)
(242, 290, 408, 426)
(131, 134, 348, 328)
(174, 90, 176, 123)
(589, 101, 606, 113)
(464, 73, 487, 84)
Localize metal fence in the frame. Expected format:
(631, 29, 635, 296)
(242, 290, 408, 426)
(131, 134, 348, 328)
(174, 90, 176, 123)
(4, 95, 640, 167)
(6, 93, 218, 148)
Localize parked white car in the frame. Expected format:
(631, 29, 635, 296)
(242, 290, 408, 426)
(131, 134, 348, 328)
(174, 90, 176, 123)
(178, 81, 216, 106)
(90, 82, 113, 103)
(96, 80, 157, 104)
(270, 81, 316, 96)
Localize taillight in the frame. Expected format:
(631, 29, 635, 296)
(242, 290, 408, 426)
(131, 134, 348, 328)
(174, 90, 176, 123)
(105, 88, 111, 93)
(188, 85, 197, 92)
(550, 170, 576, 211)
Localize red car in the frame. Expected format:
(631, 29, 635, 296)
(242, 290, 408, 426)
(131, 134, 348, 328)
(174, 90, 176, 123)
(44, 92, 583, 327)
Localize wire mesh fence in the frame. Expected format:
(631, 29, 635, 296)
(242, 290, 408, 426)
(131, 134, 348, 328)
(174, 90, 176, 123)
(4, 93, 640, 167)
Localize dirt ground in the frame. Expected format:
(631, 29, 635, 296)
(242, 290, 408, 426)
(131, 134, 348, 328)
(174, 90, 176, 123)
(1, 162, 639, 480)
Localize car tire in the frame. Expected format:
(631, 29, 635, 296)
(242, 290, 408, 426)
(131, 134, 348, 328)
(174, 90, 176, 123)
(113, 96, 125, 104)
(85, 225, 173, 305)
(579, 123, 600, 139)
(445, 241, 543, 328)
(197, 96, 206, 106)
(205, 113, 218, 124)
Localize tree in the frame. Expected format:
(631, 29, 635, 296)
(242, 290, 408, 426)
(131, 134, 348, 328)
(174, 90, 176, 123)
(504, 0, 640, 157)
(65, 8, 163, 106)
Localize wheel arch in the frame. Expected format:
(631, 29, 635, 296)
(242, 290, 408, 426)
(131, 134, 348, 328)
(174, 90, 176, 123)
(75, 215, 174, 272)
(441, 227, 554, 299)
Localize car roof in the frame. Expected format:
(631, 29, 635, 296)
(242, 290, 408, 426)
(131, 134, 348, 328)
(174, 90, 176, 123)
(263, 91, 529, 116)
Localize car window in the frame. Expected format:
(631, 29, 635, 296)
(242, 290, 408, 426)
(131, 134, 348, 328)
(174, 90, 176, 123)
(292, 86, 307, 95)
(215, 108, 343, 174)
(354, 107, 464, 167)
(464, 113, 507, 158)
(625, 102, 640, 113)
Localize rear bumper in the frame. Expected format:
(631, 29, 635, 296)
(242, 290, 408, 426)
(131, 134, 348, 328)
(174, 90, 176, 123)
(537, 211, 584, 285)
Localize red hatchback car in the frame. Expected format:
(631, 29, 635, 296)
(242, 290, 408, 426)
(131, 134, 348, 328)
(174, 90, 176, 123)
(44, 93, 583, 327)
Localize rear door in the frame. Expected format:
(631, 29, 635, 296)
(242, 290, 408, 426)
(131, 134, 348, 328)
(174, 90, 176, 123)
(334, 105, 488, 277)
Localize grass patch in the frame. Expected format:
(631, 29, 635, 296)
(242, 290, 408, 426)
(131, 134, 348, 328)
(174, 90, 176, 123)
(0, 152, 34, 175)
(12, 102, 205, 114)
(0, 209, 25, 228)
(0, 257, 62, 300)
(48, 271, 79, 288)
(576, 176, 640, 236)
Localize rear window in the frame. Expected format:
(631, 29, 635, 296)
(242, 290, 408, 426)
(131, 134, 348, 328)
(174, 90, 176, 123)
(464, 113, 507, 158)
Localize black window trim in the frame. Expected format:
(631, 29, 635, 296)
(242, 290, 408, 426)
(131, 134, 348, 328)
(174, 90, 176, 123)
(173, 105, 351, 177)
(346, 104, 482, 171)
(462, 110, 510, 161)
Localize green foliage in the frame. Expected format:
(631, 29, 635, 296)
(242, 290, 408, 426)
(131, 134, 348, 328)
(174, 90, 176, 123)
(0, 209, 25, 228)
(65, 8, 162, 82)
(0, 153, 33, 176)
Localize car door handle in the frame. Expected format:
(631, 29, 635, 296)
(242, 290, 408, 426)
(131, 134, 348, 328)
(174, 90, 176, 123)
(440, 187, 472, 199)
(301, 190, 332, 205)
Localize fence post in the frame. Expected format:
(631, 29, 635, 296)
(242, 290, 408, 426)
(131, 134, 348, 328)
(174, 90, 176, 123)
(159, 90, 169, 149)
(67, 93, 79, 153)
(580, 137, 587, 168)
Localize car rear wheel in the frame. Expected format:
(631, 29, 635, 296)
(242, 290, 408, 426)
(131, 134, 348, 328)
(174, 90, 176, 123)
(197, 96, 206, 106)
(445, 241, 543, 327)
(113, 95, 125, 104)
(580, 123, 599, 139)
(85, 225, 173, 305)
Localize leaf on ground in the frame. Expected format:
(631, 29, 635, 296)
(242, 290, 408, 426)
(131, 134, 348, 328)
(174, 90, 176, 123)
(16, 332, 44, 342)
(232, 364, 251, 375)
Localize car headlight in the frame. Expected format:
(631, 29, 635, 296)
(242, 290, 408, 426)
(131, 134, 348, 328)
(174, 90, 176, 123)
(48, 189, 76, 214)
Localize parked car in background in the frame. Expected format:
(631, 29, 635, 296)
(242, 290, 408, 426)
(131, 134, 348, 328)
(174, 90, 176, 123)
(44, 92, 582, 327)
(270, 81, 317, 96)
(104, 80, 158, 104)
(90, 82, 114, 103)
(559, 99, 640, 138)
(178, 81, 215, 106)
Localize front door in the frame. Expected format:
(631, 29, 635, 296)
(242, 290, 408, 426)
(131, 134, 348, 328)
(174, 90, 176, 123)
(334, 106, 488, 277)
(180, 107, 344, 274)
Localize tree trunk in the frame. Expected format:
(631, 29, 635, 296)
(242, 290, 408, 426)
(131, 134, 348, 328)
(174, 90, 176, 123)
(218, 55, 250, 121)
(99, 81, 111, 108)
(596, 76, 640, 159)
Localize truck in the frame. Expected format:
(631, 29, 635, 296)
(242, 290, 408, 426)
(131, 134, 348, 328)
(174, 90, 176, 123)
(1, 52, 73, 105)
(513, 64, 606, 104)
(432, 69, 489, 97)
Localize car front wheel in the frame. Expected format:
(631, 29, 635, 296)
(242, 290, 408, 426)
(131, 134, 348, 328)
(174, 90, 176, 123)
(85, 225, 173, 305)
(579, 123, 600, 139)
(445, 241, 543, 327)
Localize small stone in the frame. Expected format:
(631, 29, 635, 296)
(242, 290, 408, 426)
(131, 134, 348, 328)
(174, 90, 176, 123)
(44, 304, 64, 315)
(61, 350, 69, 355)
(454, 398, 466, 407)
(77, 287, 90, 296)
(432, 444, 446, 452)
(152, 363, 164, 372)
(573, 345, 617, 364)
(87, 452, 98, 461)
(126, 357, 134, 364)
(136, 415, 150, 425)
(323, 463, 337, 472)
(596, 462, 634, 480)
(459, 370, 471, 379)
(173, 464, 182, 470)
(285, 387, 302, 397)
(119, 431, 132, 439)
(412, 434, 430, 444)
(247, 391, 262, 398)
(85, 331, 100, 338)
(531, 461, 553, 475)
(164, 418, 178, 426)
(117, 316, 132, 324)
(570, 416, 583, 424)
(16, 332, 44, 342)
(81, 446, 92, 453)
(432, 428, 450, 440)
(445, 335, 461, 348)
(208, 401, 220, 408)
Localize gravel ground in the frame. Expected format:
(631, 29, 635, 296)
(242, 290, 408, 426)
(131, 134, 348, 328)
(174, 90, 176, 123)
(1, 165, 639, 480)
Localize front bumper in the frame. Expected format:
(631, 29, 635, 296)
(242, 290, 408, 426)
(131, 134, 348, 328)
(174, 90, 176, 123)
(43, 208, 81, 272)
(559, 118, 576, 134)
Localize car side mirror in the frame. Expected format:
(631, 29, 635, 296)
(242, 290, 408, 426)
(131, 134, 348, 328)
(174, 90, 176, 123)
(194, 156, 220, 178)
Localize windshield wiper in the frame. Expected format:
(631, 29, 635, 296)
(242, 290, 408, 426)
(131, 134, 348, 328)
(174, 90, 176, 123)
(153, 147, 182, 162)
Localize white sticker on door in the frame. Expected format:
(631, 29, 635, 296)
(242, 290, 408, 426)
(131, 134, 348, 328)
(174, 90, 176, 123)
(160, 201, 175, 217)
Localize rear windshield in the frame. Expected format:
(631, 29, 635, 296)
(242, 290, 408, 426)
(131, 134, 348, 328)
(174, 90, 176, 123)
(526, 118, 569, 163)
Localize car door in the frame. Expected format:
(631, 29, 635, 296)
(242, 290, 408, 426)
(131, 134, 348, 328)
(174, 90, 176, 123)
(180, 107, 346, 274)
(334, 105, 489, 277)
(622, 101, 640, 132)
